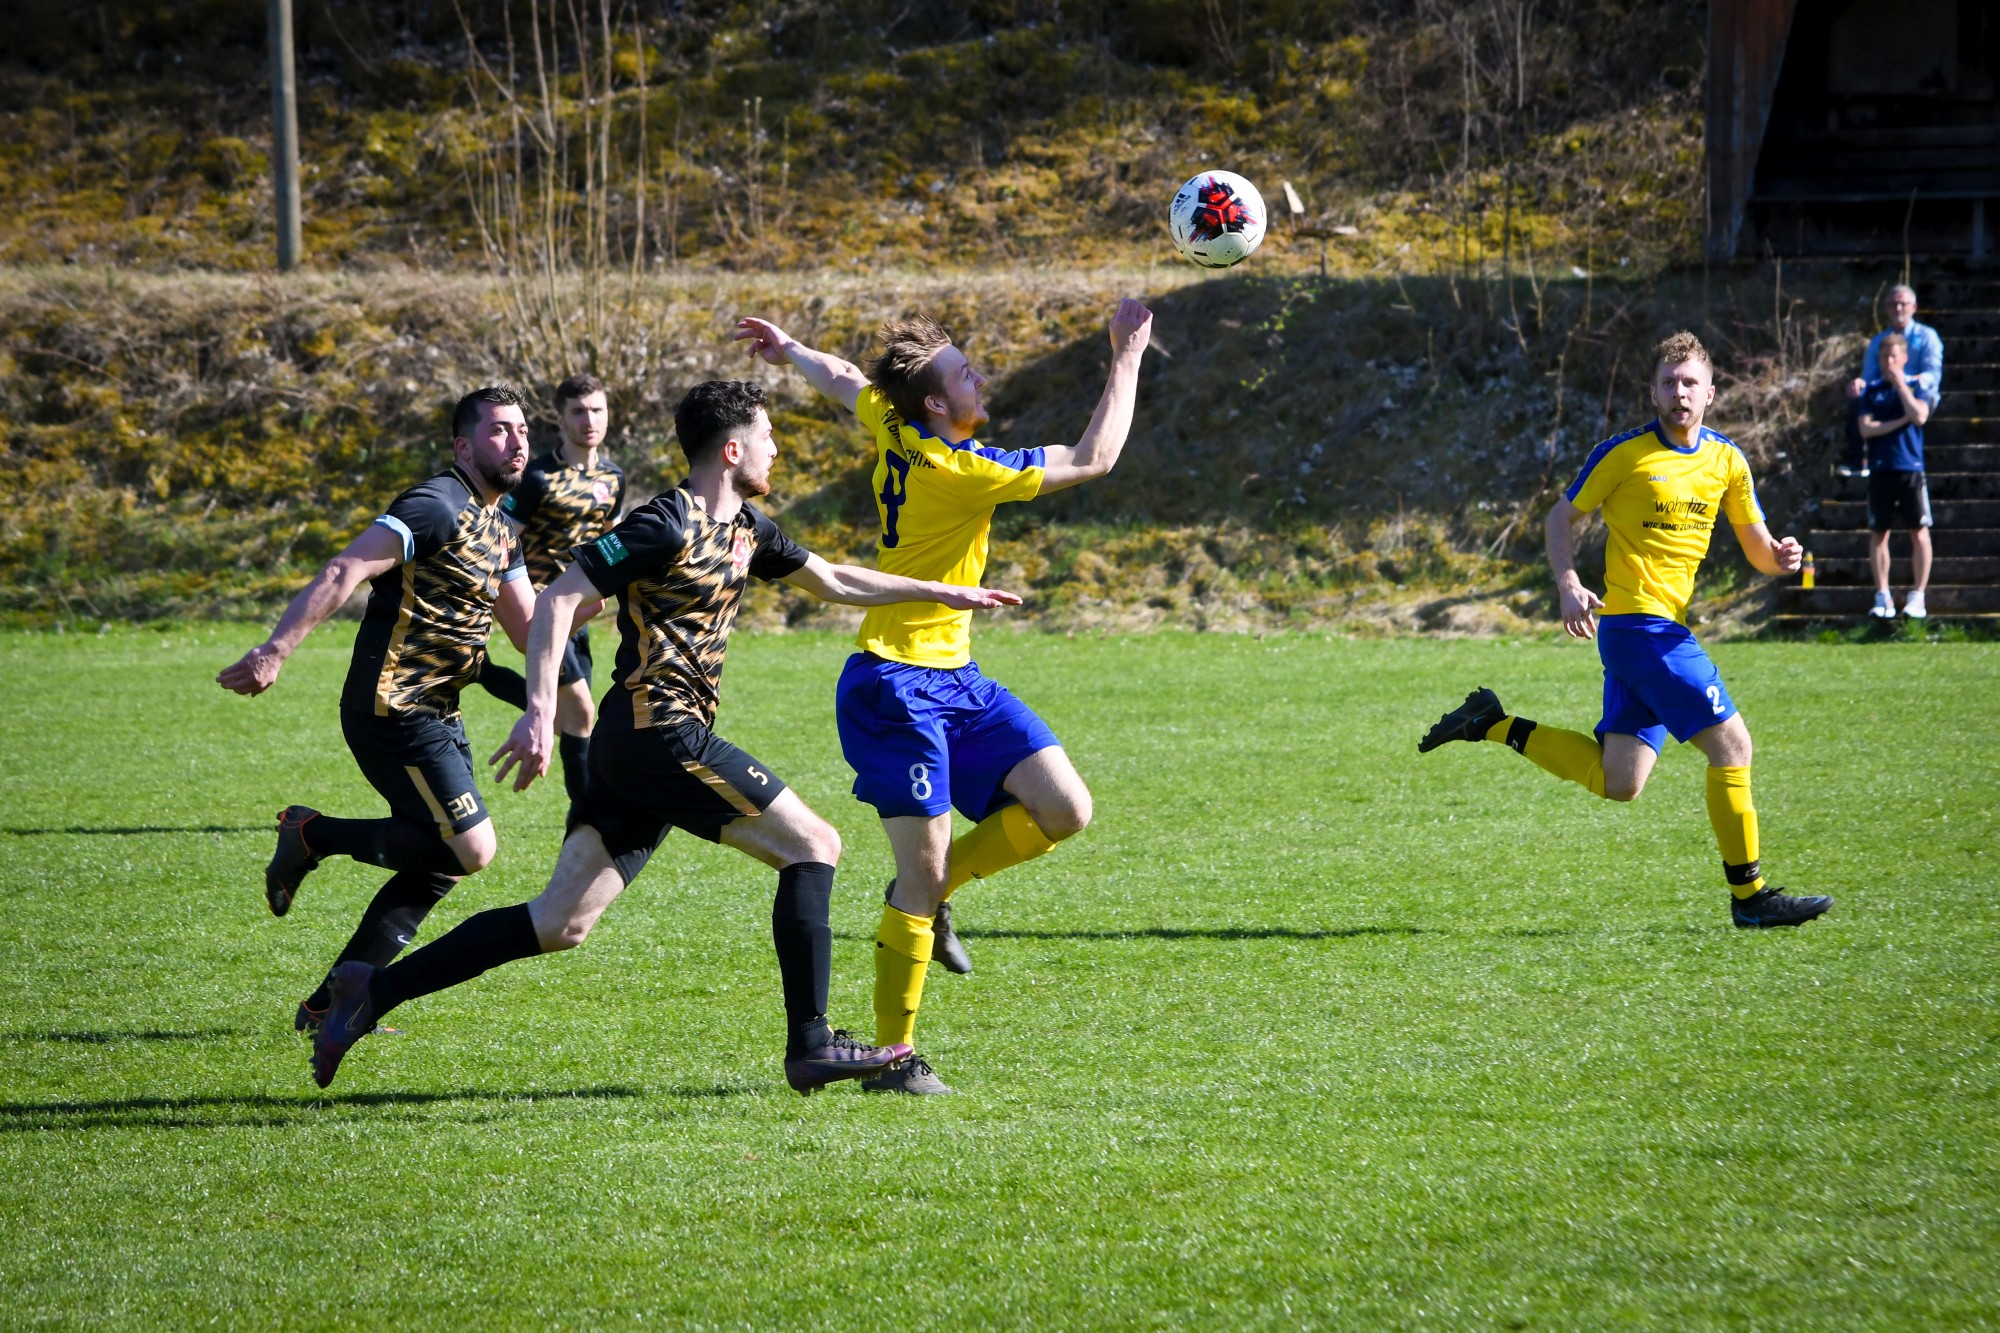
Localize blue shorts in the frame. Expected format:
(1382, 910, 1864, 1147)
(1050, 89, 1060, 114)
(1595, 614, 1737, 753)
(835, 654, 1060, 820)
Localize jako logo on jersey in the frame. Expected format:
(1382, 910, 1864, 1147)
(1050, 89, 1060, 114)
(595, 532, 628, 564)
(1648, 475, 1669, 482)
(729, 528, 754, 573)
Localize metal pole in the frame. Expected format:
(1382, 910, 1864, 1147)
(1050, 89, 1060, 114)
(268, 0, 301, 271)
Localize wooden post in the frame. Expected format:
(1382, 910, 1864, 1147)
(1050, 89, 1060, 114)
(268, 0, 302, 271)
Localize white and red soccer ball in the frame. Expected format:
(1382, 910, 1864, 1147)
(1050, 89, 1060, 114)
(1169, 171, 1267, 269)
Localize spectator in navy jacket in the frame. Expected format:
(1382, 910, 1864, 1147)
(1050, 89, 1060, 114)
(1842, 284, 1943, 477)
(1857, 333, 1934, 620)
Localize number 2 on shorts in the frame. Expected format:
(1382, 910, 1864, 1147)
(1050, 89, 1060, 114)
(1707, 684, 1724, 715)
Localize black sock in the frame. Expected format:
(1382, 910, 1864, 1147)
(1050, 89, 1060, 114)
(559, 733, 591, 806)
(373, 903, 543, 1017)
(309, 815, 465, 875)
(477, 658, 528, 710)
(302, 870, 458, 1010)
(772, 862, 835, 1057)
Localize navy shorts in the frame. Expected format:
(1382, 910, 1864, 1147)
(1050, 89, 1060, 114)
(1595, 614, 1736, 754)
(569, 718, 787, 884)
(1867, 469, 1931, 532)
(835, 653, 1059, 820)
(557, 625, 594, 687)
(340, 706, 489, 838)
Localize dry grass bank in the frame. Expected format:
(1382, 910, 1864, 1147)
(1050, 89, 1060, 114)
(0, 260, 1877, 632)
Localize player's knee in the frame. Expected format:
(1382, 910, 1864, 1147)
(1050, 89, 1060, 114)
(1037, 789, 1092, 841)
(452, 825, 498, 874)
(1604, 780, 1644, 803)
(548, 915, 595, 951)
(802, 819, 842, 866)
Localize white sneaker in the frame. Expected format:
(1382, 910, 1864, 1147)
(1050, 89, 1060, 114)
(1870, 591, 1896, 619)
(1904, 590, 1927, 620)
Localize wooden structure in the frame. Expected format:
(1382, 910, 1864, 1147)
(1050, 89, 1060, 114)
(1707, 0, 1998, 259)
(268, 0, 301, 271)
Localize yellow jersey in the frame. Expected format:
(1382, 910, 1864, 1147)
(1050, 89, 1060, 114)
(1564, 419, 1764, 624)
(853, 386, 1045, 668)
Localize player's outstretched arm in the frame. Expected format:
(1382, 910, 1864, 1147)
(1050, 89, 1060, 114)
(1544, 500, 1604, 640)
(494, 574, 534, 654)
(1732, 522, 1804, 576)
(490, 564, 598, 791)
(733, 317, 869, 413)
(1037, 298, 1154, 494)
(781, 553, 1024, 610)
(216, 524, 403, 695)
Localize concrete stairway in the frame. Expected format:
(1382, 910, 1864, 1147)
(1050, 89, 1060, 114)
(1779, 280, 2000, 625)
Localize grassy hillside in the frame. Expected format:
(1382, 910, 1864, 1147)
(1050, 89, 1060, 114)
(2, 0, 1701, 275)
(0, 260, 1878, 629)
(0, 1, 1898, 630)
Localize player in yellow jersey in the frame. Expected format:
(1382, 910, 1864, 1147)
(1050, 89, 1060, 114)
(1420, 331, 1830, 928)
(735, 299, 1153, 1092)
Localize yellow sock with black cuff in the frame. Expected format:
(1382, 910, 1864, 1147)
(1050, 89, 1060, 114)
(1705, 765, 1767, 898)
(873, 904, 934, 1049)
(944, 804, 1059, 898)
(1486, 716, 1609, 799)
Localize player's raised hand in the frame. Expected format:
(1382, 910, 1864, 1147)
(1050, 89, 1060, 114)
(1773, 535, 1804, 573)
(1558, 582, 1603, 640)
(217, 643, 285, 696)
(733, 317, 795, 366)
(933, 586, 1025, 612)
(489, 713, 554, 792)
(1109, 298, 1153, 356)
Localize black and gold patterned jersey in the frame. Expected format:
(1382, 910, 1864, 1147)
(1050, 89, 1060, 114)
(571, 483, 809, 730)
(497, 448, 625, 589)
(341, 466, 528, 720)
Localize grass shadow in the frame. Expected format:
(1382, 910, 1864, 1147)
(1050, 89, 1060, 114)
(1, 825, 265, 837)
(965, 925, 1433, 943)
(1, 1028, 241, 1044)
(0, 1085, 645, 1134)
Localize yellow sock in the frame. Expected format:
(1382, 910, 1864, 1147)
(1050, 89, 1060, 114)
(1706, 765, 1766, 897)
(873, 904, 933, 1048)
(1488, 716, 1608, 798)
(944, 804, 1059, 897)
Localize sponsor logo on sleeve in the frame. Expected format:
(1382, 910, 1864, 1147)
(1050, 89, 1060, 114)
(594, 532, 629, 564)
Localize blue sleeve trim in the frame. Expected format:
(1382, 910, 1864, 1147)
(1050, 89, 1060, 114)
(962, 442, 1045, 471)
(372, 514, 415, 562)
(1563, 425, 1646, 502)
(500, 565, 529, 583)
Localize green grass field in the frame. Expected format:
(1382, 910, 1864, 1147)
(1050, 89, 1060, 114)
(1, 626, 1995, 1329)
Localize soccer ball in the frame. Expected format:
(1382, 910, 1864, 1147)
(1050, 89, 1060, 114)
(1169, 171, 1267, 268)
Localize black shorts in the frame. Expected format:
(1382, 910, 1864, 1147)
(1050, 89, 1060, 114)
(1868, 469, 1931, 531)
(340, 707, 490, 838)
(568, 718, 788, 882)
(557, 625, 593, 688)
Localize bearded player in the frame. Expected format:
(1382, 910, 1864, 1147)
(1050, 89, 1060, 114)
(218, 386, 535, 1029)
(734, 299, 1153, 1093)
(1419, 332, 1831, 928)
(477, 373, 626, 803)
